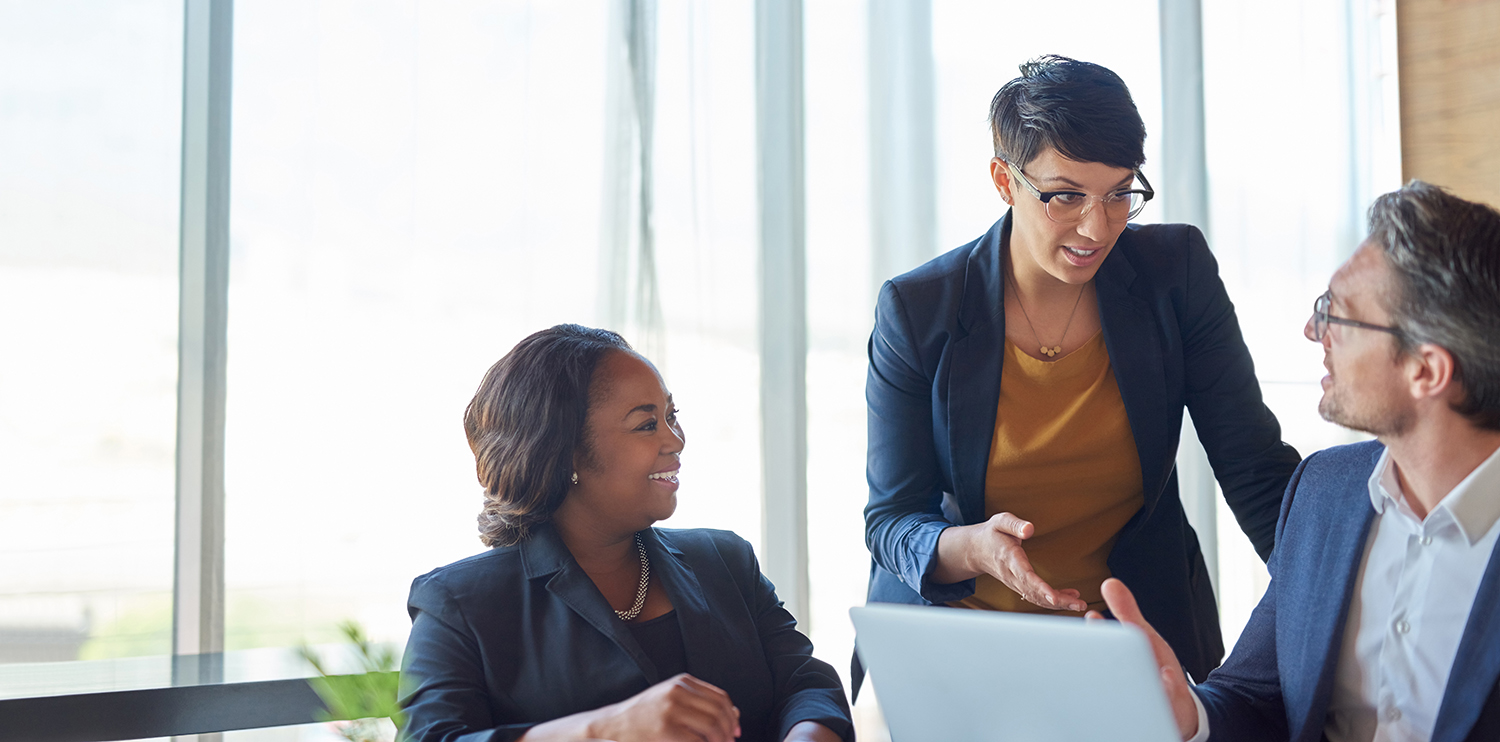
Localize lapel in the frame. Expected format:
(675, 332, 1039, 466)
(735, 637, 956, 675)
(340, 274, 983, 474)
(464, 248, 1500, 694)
(1286, 448, 1381, 742)
(946, 214, 1009, 524)
(521, 524, 656, 684)
(1432, 535, 1500, 742)
(1094, 228, 1172, 524)
(644, 529, 732, 684)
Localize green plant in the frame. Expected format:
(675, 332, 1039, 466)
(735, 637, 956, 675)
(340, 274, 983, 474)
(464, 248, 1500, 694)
(298, 621, 405, 742)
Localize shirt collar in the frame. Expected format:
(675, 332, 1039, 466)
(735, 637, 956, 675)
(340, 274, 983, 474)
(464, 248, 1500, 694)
(1368, 443, 1500, 545)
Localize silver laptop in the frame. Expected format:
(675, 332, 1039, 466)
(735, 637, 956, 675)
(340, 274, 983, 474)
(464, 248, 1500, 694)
(850, 604, 1179, 742)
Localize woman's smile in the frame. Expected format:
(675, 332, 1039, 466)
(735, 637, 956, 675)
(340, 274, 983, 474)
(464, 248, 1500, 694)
(648, 465, 681, 487)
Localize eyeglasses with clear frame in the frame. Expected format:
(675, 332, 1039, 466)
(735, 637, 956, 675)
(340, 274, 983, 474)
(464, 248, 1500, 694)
(1309, 290, 1403, 342)
(1004, 160, 1155, 224)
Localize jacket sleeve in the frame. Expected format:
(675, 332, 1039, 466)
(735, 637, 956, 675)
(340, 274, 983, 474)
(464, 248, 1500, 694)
(864, 279, 973, 604)
(1177, 226, 1301, 560)
(1191, 455, 1312, 740)
(399, 577, 532, 742)
(730, 536, 854, 741)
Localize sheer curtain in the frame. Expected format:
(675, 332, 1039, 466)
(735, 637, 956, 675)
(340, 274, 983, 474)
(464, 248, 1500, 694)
(1203, 0, 1400, 649)
(645, 0, 762, 541)
(600, 0, 666, 359)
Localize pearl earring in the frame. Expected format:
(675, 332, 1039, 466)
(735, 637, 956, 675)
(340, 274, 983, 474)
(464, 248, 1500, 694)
(571, 472, 579, 485)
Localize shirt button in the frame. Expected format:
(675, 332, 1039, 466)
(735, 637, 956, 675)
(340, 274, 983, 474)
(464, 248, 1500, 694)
(1396, 619, 1411, 634)
(1421, 535, 1433, 546)
(1386, 707, 1403, 722)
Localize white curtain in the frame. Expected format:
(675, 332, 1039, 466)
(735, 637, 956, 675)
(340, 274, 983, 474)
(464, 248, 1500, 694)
(600, 0, 666, 360)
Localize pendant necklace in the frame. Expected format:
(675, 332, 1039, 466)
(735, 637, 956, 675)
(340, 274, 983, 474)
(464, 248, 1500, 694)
(1009, 273, 1086, 358)
(614, 532, 651, 621)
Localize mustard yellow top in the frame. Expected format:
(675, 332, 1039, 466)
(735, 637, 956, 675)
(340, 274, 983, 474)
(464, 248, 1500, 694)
(953, 330, 1145, 616)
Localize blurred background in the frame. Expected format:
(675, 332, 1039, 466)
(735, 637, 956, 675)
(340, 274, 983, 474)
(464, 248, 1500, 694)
(5, 0, 1494, 739)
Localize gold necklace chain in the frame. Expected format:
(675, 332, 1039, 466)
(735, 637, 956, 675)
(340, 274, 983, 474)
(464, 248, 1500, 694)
(1008, 273, 1087, 358)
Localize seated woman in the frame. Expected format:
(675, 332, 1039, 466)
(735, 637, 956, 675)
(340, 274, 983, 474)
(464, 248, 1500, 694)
(399, 324, 852, 742)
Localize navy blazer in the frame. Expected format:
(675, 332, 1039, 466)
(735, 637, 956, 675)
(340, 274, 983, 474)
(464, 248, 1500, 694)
(399, 525, 853, 742)
(864, 214, 1301, 683)
(1196, 441, 1500, 741)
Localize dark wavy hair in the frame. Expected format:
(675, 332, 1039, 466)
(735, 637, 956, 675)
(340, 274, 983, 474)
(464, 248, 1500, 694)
(464, 324, 632, 546)
(1368, 181, 1500, 430)
(989, 55, 1146, 170)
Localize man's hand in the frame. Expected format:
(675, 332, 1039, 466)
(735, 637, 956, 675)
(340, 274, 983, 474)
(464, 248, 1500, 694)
(934, 512, 1086, 612)
(1087, 578, 1200, 740)
(585, 673, 740, 742)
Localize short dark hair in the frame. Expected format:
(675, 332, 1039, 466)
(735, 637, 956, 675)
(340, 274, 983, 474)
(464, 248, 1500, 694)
(1368, 180, 1500, 430)
(989, 55, 1147, 171)
(464, 324, 633, 546)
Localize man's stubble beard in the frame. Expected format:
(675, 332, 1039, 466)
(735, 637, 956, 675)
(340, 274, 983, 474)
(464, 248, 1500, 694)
(1319, 383, 1413, 438)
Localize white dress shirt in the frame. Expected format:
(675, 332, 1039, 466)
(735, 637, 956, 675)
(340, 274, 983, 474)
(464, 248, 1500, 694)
(1187, 444, 1500, 742)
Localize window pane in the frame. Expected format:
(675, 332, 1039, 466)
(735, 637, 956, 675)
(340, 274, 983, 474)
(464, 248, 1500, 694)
(225, 0, 611, 651)
(0, 0, 182, 664)
(225, 0, 761, 662)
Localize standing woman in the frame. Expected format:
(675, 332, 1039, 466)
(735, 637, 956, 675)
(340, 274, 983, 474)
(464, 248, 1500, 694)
(862, 56, 1300, 687)
(401, 325, 851, 742)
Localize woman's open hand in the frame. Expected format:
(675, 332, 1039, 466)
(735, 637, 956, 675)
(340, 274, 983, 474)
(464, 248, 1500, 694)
(587, 673, 741, 742)
(934, 512, 1086, 612)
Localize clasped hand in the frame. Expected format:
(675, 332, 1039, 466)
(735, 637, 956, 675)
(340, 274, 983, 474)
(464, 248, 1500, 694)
(526, 672, 839, 742)
(523, 673, 738, 742)
(588, 674, 741, 742)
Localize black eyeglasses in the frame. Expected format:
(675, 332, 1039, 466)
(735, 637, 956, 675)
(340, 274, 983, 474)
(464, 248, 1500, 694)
(1004, 161, 1154, 224)
(1309, 290, 1402, 342)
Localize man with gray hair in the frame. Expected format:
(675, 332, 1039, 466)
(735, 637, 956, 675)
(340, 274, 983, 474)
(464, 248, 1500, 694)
(1095, 180, 1500, 741)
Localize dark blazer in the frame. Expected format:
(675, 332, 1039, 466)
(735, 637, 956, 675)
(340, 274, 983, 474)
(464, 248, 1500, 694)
(863, 213, 1301, 684)
(1196, 441, 1500, 741)
(399, 525, 853, 742)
